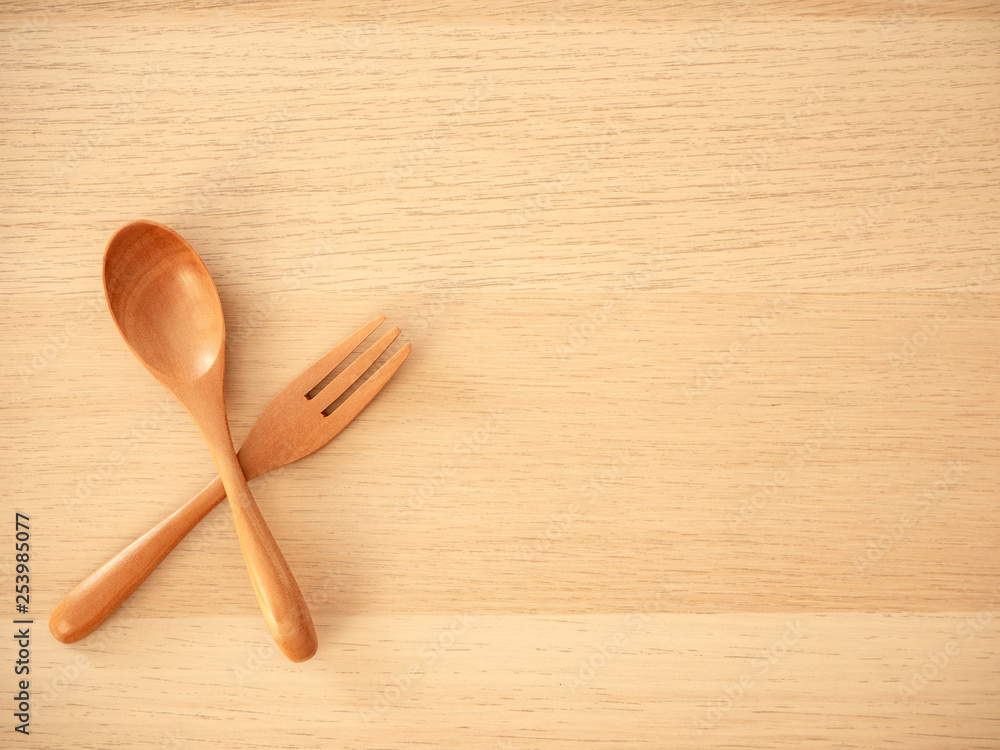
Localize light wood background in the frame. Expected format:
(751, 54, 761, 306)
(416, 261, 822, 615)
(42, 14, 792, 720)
(2, 1, 999, 747)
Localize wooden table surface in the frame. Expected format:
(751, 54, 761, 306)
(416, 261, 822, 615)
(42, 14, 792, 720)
(2, 1, 999, 747)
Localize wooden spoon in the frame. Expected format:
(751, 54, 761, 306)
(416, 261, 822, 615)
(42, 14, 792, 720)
(102, 220, 317, 662)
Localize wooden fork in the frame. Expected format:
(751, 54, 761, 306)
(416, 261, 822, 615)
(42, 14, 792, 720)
(49, 316, 411, 644)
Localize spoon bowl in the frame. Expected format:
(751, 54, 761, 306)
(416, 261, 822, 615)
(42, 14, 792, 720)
(102, 220, 318, 662)
(104, 221, 224, 381)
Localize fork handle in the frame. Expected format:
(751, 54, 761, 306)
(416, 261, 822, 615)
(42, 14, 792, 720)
(49, 475, 227, 644)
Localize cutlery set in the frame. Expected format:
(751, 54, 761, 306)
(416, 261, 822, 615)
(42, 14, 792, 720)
(48, 220, 410, 662)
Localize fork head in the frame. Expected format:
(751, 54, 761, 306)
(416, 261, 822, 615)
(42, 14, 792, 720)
(236, 316, 411, 479)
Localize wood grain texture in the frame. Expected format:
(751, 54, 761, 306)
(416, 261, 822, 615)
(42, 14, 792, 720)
(1, 1, 998, 747)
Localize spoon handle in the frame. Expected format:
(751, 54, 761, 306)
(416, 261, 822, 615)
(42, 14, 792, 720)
(214, 445, 318, 663)
(49, 475, 226, 644)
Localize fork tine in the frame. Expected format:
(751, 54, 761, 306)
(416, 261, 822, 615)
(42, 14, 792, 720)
(320, 343, 412, 440)
(288, 316, 385, 397)
(311, 326, 401, 412)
